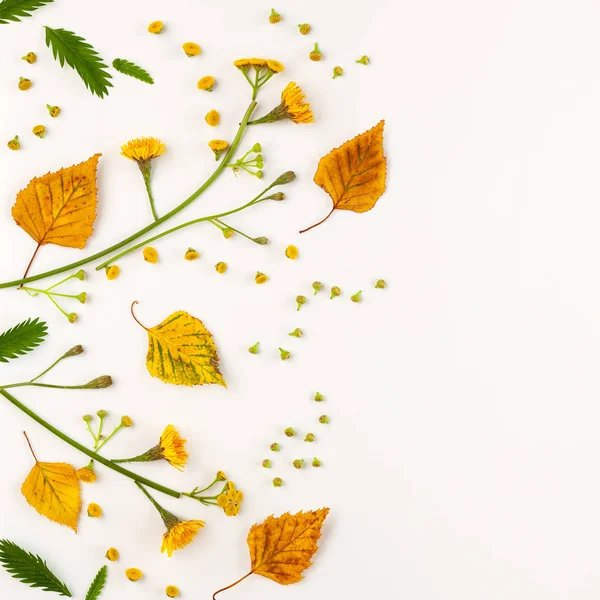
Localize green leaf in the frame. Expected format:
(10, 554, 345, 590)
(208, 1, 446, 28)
(44, 26, 112, 98)
(0, 539, 71, 596)
(84, 565, 107, 600)
(112, 58, 154, 84)
(0, 318, 47, 363)
(0, 0, 54, 24)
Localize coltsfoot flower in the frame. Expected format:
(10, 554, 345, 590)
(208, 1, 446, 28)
(272, 477, 283, 487)
(121, 137, 166, 165)
(248, 342, 260, 354)
(162, 519, 205, 556)
(126, 568, 143, 581)
(166, 586, 180, 598)
(269, 8, 281, 23)
(375, 279, 386, 289)
(215, 261, 227, 274)
(351, 290, 362, 303)
(18, 77, 32, 90)
(106, 265, 120, 280)
(148, 21, 163, 34)
(279, 348, 291, 360)
(293, 459, 304, 469)
(356, 55, 370, 65)
(309, 43, 323, 61)
(216, 481, 243, 516)
(183, 42, 201, 57)
(208, 139, 228, 160)
(7, 135, 20, 151)
(22, 52, 36, 64)
(255, 272, 268, 284)
(184, 248, 199, 261)
(76, 466, 97, 483)
(205, 109, 220, 126)
(198, 76, 215, 91)
(87, 502, 103, 518)
(105, 547, 119, 561)
(249, 82, 313, 125)
(46, 104, 61, 117)
(143, 246, 159, 263)
(330, 286, 341, 299)
(298, 23, 311, 35)
(285, 244, 299, 259)
(333, 66, 344, 79)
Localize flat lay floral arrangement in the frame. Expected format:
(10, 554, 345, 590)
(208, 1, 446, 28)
(0, 1, 387, 598)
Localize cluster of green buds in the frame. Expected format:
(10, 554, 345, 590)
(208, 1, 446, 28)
(22, 269, 87, 323)
(227, 143, 264, 178)
(84, 409, 133, 461)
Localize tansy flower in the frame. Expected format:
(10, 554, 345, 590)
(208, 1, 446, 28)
(233, 58, 283, 97)
(285, 244, 299, 259)
(22, 52, 36, 64)
(166, 586, 180, 598)
(105, 548, 119, 561)
(255, 272, 268, 284)
(87, 502, 103, 518)
(76, 466, 97, 483)
(182, 42, 201, 57)
(267, 59, 284, 73)
(184, 248, 199, 260)
(208, 139, 228, 160)
(161, 519, 205, 557)
(126, 568, 143, 581)
(32, 125, 45, 138)
(216, 481, 243, 517)
(143, 246, 159, 263)
(248, 82, 314, 125)
(215, 261, 227, 274)
(18, 77, 32, 90)
(47, 104, 61, 117)
(106, 265, 120, 280)
(112, 424, 188, 471)
(7, 135, 20, 151)
(269, 8, 281, 23)
(205, 109, 220, 126)
(148, 21, 163, 34)
(197, 75, 215, 91)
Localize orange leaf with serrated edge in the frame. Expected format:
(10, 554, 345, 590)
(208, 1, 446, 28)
(300, 120, 386, 233)
(21, 446, 81, 532)
(12, 153, 101, 279)
(212, 508, 329, 599)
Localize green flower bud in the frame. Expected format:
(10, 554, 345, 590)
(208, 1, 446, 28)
(22, 52, 37, 64)
(253, 236, 269, 245)
(296, 295, 306, 311)
(305, 433, 315, 442)
(67, 313, 78, 324)
(375, 279, 386, 289)
(288, 328, 303, 338)
(252, 143, 262, 152)
(318, 415, 329, 424)
(73, 269, 86, 280)
(356, 55, 370, 65)
(248, 342, 260, 354)
(269, 8, 281, 23)
(298, 23, 311, 35)
(262, 459, 272, 468)
(63, 345, 84, 358)
(312, 457, 322, 467)
(223, 227, 235, 239)
(284, 427, 295, 437)
(256, 170, 264, 179)
(121, 415, 133, 427)
(312, 281, 323, 295)
(293, 459, 304, 469)
(330, 286, 341, 299)
(266, 192, 286, 201)
(84, 376, 113, 389)
(273, 171, 296, 186)
(351, 290, 362, 303)
(309, 42, 323, 62)
(314, 392, 324, 402)
(279, 348, 291, 361)
(82, 414, 93, 422)
(332, 66, 344, 79)
(97, 409, 108, 418)
(76, 292, 87, 304)
(273, 477, 284, 487)
(270, 442, 280, 452)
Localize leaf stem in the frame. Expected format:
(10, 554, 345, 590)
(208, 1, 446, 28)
(0, 100, 258, 290)
(212, 572, 252, 599)
(299, 206, 336, 234)
(20, 244, 41, 287)
(0, 389, 182, 499)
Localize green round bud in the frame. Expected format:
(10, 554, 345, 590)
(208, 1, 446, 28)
(279, 348, 291, 361)
(82, 414, 92, 422)
(314, 392, 324, 402)
(273, 477, 284, 487)
(96, 409, 108, 418)
(312, 457, 322, 467)
(330, 286, 341, 299)
(270, 442, 280, 452)
(351, 290, 362, 303)
(262, 459, 272, 468)
(293, 459, 304, 469)
(284, 427, 295, 437)
(305, 433, 315, 442)
(318, 415, 329, 424)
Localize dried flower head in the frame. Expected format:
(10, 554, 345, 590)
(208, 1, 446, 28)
(284, 427, 295, 437)
(148, 21, 163, 34)
(319, 415, 329, 424)
(253, 236, 269, 245)
(309, 43, 323, 61)
(289, 328, 303, 338)
(215, 261, 227, 274)
(216, 481, 243, 516)
(205, 109, 220, 126)
(166, 586, 180, 598)
(18, 77, 32, 90)
(272, 477, 283, 487)
(106, 265, 120, 280)
(305, 433, 315, 442)
(184, 248, 199, 261)
(22, 52, 36, 64)
(314, 392, 324, 402)
(198, 76, 215, 92)
(158, 425, 188, 470)
(84, 376, 113, 389)
(285, 244, 299, 259)
(293, 459, 304, 469)
(126, 568, 143, 581)
(143, 246, 159, 264)
(262, 459, 272, 468)
(298, 23, 311, 35)
(356, 55, 370, 65)
(182, 42, 201, 57)
(330, 286, 341, 299)
(46, 104, 61, 118)
(267, 59, 284, 73)
(7, 135, 20, 151)
(333, 66, 344, 79)
(97, 409, 108, 419)
(255, 271, 268, 284)
(270, 442, 280, 452)
(162, 519, 205, 556)
(375, 279, 386, 289)
(351, 290, 362, 303)
(121, 415, 133, 427)
(121, 137, 166, 165)
(76, 466, 97, 483)
(208, 139, 228, 160)
(296, 295, 307, 311)
(249, 82, 313, 125)
(68, 313, 78, 324)
(269, 8, 282, 23)
(87, 502, 102, 518)
(312, 281, 323, 295)
(216, 470, 227, 481)
(312, 457, 322, 467)
(105, 548, 119, 561)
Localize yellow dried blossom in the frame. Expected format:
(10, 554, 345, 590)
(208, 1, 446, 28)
(182, 42, 201, 57)
(309, 42, 323, 61)
(32, 125, 46, 138)
(333, 66, 344, 79)
(197, 76, 215, 91)
(105, 547, 119, 561)
(46, 105, 61, 118)
(249, 82, 314, 125)
(143, 246, 159, 263)
(216, 481, 243, 517)
(298, 23, 311, 35)
(76, 466, 97, 483)
(87, 502, 102, 518)
(184, 248, 199, 261)
(18, 77, 32, 90)
(215, 261, 227, 274)
(22, 52, 37, 64)
(126, 568, 143, 581)
(166, 586, 180, 598)
(285, 244, 299, 260)
(148, 21, 163, 34)
(267, 59, 284, 73)
(255, 271, 268, 284)
(269, 8, 281, 23)
(106, 265, 120, 280)
(121, 415, 133, 427)
(208, 139, 228, 160)
(7, 135, 20, 151)
(205, 109, 220, 126)
(121, 137, 166, 164)
(161, 520, 205, 557)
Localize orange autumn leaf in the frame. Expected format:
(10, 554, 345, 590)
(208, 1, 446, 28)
(213, 508, 329, 599)
(12, 153, 101, 278)
(301, 120, 386, 233)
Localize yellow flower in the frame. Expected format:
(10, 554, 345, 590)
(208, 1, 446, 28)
(105, 547, 119, 561)
(216, 470, 227, 481)
(126, 568, 143, 581)
(309, 42, 323, 62)
(269, 8, 281, 23)
(184, 248, 199, 261)
(205, 109, 220, 127)
(87, 502, 102, 518)
(215, 261, 227, 274)
(18, 77, 32, 91)
(267, 59, 284, 73)
(333, 66, 344, 79)
(106, 265, 120, 280)
(148, 21, 163, 34)
(166, 585, 180, 598)
(249, 82, 314, 125)
(22, 52, 37, 64)
(143, 246, 159, 264)
(121, 137, 166, 164)
(121, 415, 133, 427)
(76, 466, 97, 483)
(7, 135, 20, 151)
(217, 481, 243, 517)
(161, 520, 205, 557)
(298, 23, 311, 35)
(46, 104, 61, 118)
(32, 125, 46, 138)
(255, 272, 268, 284)
(159, 425, 188, 470)
(182, 42, 201, 57)
(208, 139, 228, 160)
(197, 76, 215, 91)
(285, 245, 299, 260)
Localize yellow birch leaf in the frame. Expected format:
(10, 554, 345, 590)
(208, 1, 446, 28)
(301, 120, 387, 233)
(21, 461, 81, 532)
(11, 154, 101, 277)
(212, 508, 329, 599)
(131, 302, 226, 387)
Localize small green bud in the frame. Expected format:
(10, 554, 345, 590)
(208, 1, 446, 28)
(330, 286, 341, 299)
(266, 192, 286, 201)
(284, 427, 295, 437)
(351, 290, 362, 303)
(84, 376, 113, 389)
(332, 66, 344, 79)
(273, 171, 296, 186)
(270, 442, 280, 452)
(356, 55, 370, 65)
(253, 236, 269, 245)
(279, 347, 291, 361)
(63, 345, 84, 358)
(272, 477, 284, 487)
(312, 281, 323, 295)
(67, 312, 78, 324)
(288, 328, 303, 338)
(7, 135, 20, 151)
(252, 143, 262, 152)
(76, 292, 87, 304)
(314, 392, 324, 402)
(262, 459, 272, 468)
(73, 269, 86, 280)
(223, 227, 235, 239)
(255, 170, 264, 179)
(248, 342, 260, 354)
(97, 409, 108, 418)
(375, 279, 386, 289)
(293, 459, 304, 469)
(318, 415, 329, 424)
(121, 415, 133, 427)
(296, 295, 307, 311)
(82, 414, 92, 422)
(298, 23, 311, 35)
(305, 433, 315, 442)
(312, 457, 322, 467)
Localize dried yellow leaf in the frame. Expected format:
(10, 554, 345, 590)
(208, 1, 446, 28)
(301, 121, 386, 232)
(132, 302, 226, 387)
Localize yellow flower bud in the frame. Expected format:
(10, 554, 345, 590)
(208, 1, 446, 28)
(284, 427, 295, 437)
(18, 77, 32, 90)
(32, 125, 46, 138)
(309, 43, 323, 62)
(143, 246, 159, 264)
(285, 245, 299, 260)
(121, 415, 133, 427)
(298, 23, 311, 35)
(7, 135, 20, 151)
(312, 457, 322, 467)
(296, 295, 306, 311)
(248, 342, 260, 354)
(351, 290, 362, 303)
(182, 42, 201, 57)
(255, 271, 268, 284)
(375, 279, 386, 289)
(126, 568, 143, 581)
(333, 66, 344, 79)
(76, 466, 97, 483)
(279, 348, 291, 360)
(215, 261, 227, 274)
(293, 459, 304, 469)
(216, 470, 227, 481)
(47, 104, 61, 117)
(208, 139, 228, 160)
(184, 248, 199, 261)
(106, 265, 120, 280)
(356, 55, 370, 65)
(198, 76, 216, 92)
(87, 502, 103, 518)
(262, 459, 272, 468)
(22, 52, 37, 64)
(330, 286, 341, 299)
(166, 585, 180, 598)
(148, 21, 164, 34)
(105, 547, 119, 561)
(272, 477, 283, 487)
(205, 109, 220, 126)
(269, 8, 282, 23)
(68, 313, 78, 324)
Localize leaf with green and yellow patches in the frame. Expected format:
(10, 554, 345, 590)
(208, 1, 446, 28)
(131, 302, 226, 387)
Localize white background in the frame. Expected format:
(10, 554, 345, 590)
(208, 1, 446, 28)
(1, 0, 600, 598)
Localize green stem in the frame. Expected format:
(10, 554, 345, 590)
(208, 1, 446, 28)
(142, 167, 159, 221)
(0, 100, 258, 290)
(215, 219, 255, 242)
(30, 353, 68, 383)
(0, 389, 182, 499)
(46, 294, 70, 319)
(0, 382, 97, 391)
(46, 272, 78, 291)
(96, 423, 122, 452)
(22, 288, 79, 300)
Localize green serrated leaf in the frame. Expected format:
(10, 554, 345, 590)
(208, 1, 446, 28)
(84, 565, 107, 600)
(0, 318, 47, 363)
(0, 539, 71, 596)
(0, 0, 54, 24)
(44, 26, 112, 98)
(112, 58, 154, 84)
